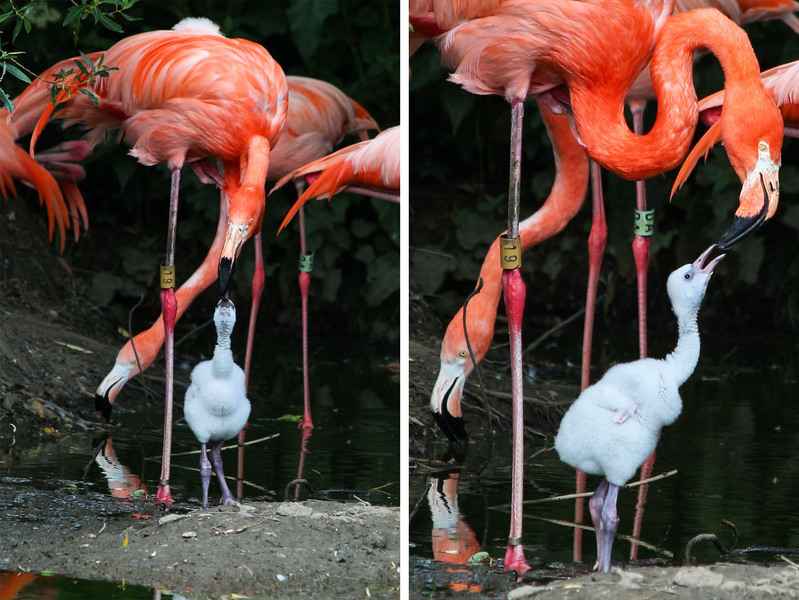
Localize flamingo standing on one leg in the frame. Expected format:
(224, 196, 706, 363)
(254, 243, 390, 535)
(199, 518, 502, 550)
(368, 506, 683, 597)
(0, 17, 288, 505)
(415, 0, 782, 569)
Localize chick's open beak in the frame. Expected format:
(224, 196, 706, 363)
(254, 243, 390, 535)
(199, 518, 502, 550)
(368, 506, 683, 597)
(693, 244, 725, 275)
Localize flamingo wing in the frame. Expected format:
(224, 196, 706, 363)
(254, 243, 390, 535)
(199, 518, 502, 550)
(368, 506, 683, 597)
(275, 126, 399, 233)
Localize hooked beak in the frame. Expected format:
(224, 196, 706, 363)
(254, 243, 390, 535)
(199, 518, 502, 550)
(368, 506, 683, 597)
(431, 365, 468, 445)
(718, 173, 773, 251)
(94, 378, 121, 421)
(219, 222, 249, 295)
(692, 244, 725, 275)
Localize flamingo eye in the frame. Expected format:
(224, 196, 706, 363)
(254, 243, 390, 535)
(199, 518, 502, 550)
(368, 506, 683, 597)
(458, 350, 468, 359)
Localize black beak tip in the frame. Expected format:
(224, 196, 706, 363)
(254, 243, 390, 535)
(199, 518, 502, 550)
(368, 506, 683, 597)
(94, 393, 112, 422)
(717, 215, 759, 251)
(218, 257, 233, 297)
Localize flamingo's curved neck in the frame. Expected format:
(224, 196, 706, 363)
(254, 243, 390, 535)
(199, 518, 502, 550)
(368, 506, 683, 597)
(213, 331, 234, 376)
(665, 310, 700, 387)
(571, 9, 762, 180)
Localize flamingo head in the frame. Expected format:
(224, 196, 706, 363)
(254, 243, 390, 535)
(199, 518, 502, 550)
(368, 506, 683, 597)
(219, 184, 262, 295)
(431, 303, 495, 445)
(94, 362, 136, 420)
(717, 97, 783, 250)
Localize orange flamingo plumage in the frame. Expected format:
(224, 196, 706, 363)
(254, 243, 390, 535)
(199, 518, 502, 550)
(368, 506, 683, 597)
(274, 125, 400, 230)
(0, 17, 289, 505)
(414, 0, 783, 572)
(89, 74, 376, 465)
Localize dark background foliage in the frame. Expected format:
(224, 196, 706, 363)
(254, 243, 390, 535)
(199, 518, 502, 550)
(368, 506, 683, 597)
(1, 0, 399, 344)
(411, 19, 799, 351)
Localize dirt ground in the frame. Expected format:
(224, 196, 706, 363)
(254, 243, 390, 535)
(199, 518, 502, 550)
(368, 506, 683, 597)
(0, 477, 399, 598)
(412, 558, 799, 599)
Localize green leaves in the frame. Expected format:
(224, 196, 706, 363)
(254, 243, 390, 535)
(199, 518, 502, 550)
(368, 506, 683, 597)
(287, 0, 339, 62)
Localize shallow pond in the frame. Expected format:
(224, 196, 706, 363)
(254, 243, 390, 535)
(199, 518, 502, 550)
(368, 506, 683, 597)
(0, 571, 175, 599)
(1, 333, 399, 508)
(411, 333, 799, 591)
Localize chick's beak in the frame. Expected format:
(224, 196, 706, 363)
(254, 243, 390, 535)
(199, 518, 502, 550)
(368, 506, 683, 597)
(693, 244, 725, 275)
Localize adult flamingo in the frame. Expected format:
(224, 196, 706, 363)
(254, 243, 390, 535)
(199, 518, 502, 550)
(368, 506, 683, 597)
(419, 0, 783, 572)
(86, 76, 377, 436)
(0, 17, 289, 505)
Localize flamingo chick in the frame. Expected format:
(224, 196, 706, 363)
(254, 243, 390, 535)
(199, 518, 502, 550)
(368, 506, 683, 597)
(184, 298, 250, 509)
(554, 245, 724, 573)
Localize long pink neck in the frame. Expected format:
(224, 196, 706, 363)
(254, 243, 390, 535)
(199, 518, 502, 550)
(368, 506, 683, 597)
(448, 101, 589, 358)
(571, 9, 762, 181)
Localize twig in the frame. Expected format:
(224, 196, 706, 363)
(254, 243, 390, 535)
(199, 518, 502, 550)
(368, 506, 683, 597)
(481, 387, 567, 408)
(144, 434, 279, 460)
(488, 470, 678, 509)
(524, 303, 590, 355)
(175, 318, 213, 349)
(522, 514, 673, 558)
(780, 555, 799, 570)
(167, 463, 271, 494)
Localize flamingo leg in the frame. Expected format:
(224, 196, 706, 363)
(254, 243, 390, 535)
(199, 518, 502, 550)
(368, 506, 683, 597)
(296, 180, 313, 430)
(588, 479, 609, 570)
(237, 230, 264, 500)
(290, 427, 313, 500)
(156, 167, 181, 508)
(199, 443, 211, 510)
(574, 161, 607, 562)
(211, 442, 236, 506)
(597, 482, 620, 574)
(502, 100, 530, 576)
(630, 100, 654, 562)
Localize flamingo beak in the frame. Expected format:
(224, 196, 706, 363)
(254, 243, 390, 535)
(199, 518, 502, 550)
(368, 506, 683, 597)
(219, 222, 248, 295)
(431, 364, 468, 445)
(718, 173, 772, 250)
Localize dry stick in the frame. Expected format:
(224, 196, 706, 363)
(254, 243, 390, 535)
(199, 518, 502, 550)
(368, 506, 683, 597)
(143, 433, 279, 460)
(167, 462, 270, 494)
(488, 469, 678, 510)
(523, 514, 673, 558)
(175, 318, 214, 349)
(524, 300, 595, 355)
(481, 387, 567, 408)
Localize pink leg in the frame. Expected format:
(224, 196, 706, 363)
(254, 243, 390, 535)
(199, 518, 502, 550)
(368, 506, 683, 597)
(297, 193, 313, 431)
(156, 168, 181, 508)
(237, 230, 264, 500)
(502, 100, 530, 576)
(630, 100, 653, 562)
(574, 161, 607, 562)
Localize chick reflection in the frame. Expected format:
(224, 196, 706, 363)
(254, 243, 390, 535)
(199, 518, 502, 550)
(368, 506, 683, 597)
(95, 436, 147, 500)
(429, 471, 482, 593)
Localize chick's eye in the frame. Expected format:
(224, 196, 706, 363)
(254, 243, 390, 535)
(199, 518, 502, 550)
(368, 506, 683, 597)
(683, 272, 692, 281)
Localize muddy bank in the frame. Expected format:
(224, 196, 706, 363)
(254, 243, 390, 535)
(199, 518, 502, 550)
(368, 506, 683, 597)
(412, 558, 799, 599)
(0, 478, 399, 598)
